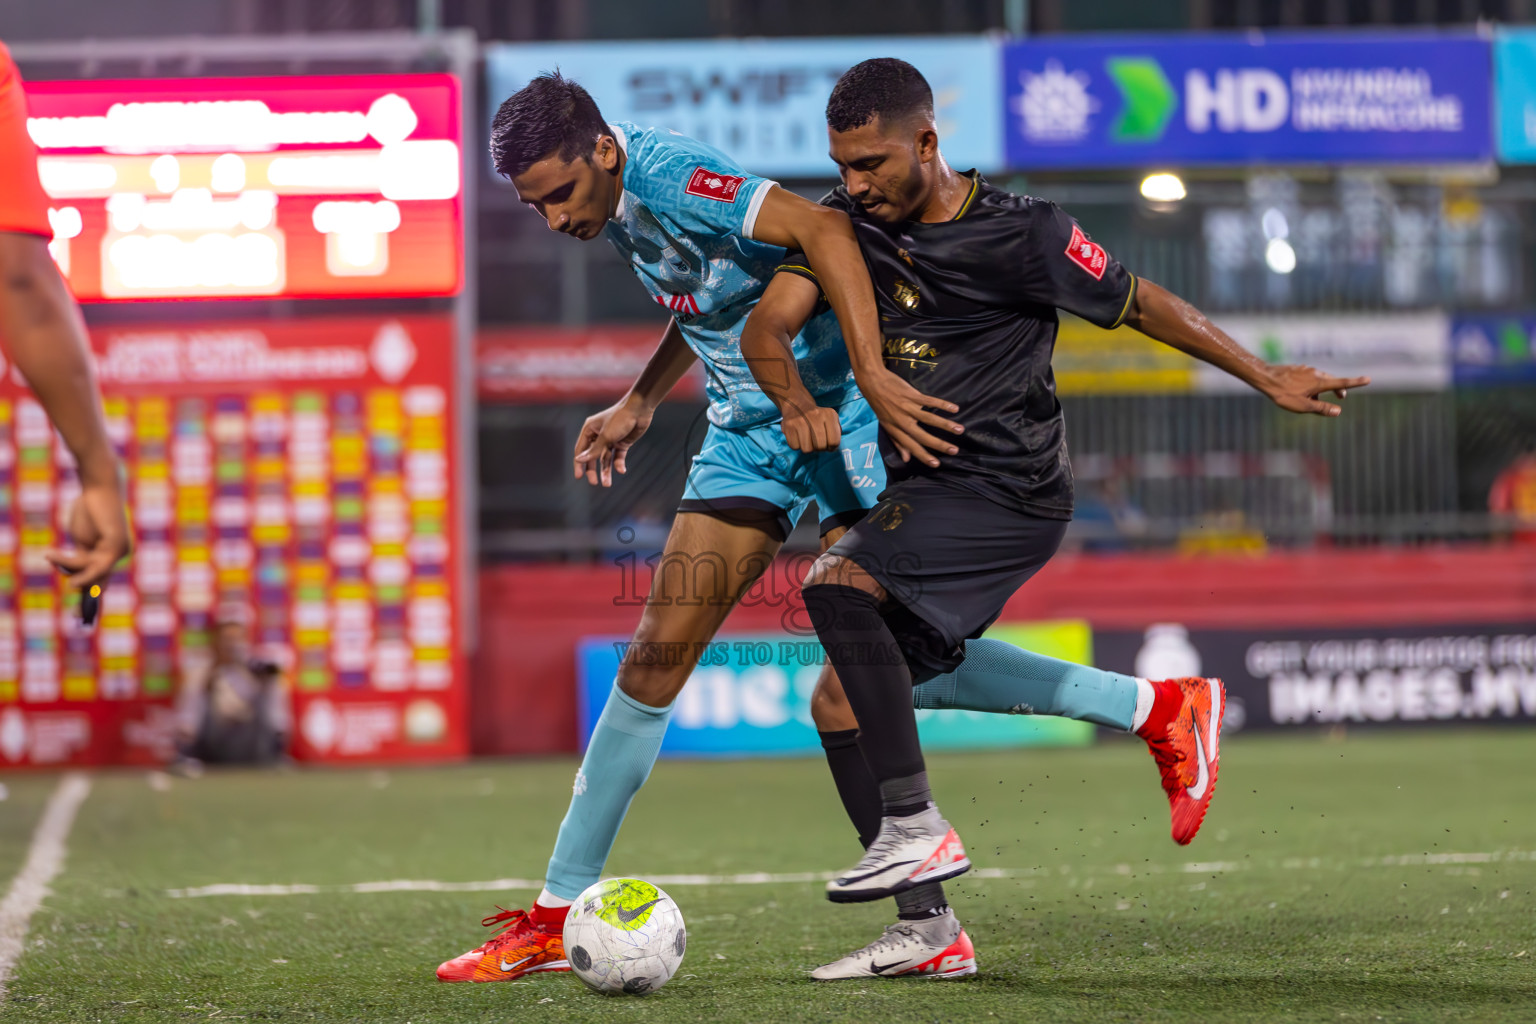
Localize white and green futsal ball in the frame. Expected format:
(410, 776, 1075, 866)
(564, 878, 686, 995)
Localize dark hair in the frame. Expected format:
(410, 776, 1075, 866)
(490, 71, 610, 179)
(826, 58, 934, 133)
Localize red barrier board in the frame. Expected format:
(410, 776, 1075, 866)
(25, 74, 461, 301)
(0, 315, 467, 766)
(471, 547, 1536, 755)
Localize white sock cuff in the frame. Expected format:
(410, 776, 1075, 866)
(1130, 678, 1155, 733)
(536, 886, 573, 909)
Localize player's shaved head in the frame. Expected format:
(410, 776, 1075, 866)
(825, 58, 934, 135)
(491, 71, 611, 179)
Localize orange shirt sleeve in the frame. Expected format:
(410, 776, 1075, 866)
(0, 42, 54, 239)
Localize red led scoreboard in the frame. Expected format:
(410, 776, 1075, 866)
(0, 73, 469, 766)
(26, 74, 462, 301)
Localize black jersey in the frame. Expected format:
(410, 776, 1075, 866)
(779, 172, 1137, 520)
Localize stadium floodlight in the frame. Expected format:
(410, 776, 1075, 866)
(1265, 237, 1297, 275)
(1140, 172, 1186, 203)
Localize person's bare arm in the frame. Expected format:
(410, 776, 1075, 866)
(1124, 278, 1371, 415)
(740, 271, 841, 453)
(0, 232, 128, 587)
(749, 187, 962, 466)
(572, 317, 696, 487)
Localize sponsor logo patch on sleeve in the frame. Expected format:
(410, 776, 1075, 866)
(685, 167, 746, 203)
(1065, 223, 1108, 280)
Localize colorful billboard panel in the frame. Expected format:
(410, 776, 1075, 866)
(0, 315, 467, 766)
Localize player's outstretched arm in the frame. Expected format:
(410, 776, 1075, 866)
(0, 232, 129, 588)
(573, 317, 695, 487)
(741, 272, 840, 453)
(1124, 278, 1371, 416)
(749, 187, 961, 465)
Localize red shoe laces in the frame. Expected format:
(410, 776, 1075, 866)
(1145, 728, 1188, 794)
(477, 907, 534, 951)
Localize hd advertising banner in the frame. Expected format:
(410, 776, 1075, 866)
(486, 37, 1002, 178)
(576, 621, 1095, 758)
(1003, 32, 1492, 168)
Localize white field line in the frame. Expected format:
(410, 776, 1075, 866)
(160, 849, 1536, 900)
(0, 773, 91, 1003)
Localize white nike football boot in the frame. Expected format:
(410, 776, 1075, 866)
(812, 911, 977, 980)
(826, 809, 971, 903)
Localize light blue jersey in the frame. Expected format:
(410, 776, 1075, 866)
(604, 122, 855, 429)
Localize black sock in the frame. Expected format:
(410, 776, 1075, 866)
(879, 770, 935, 819)
(802, 583, 927, 785)
(896, 885, 950, 920)
(818, 728, 881, 849)
(820, 728, 948, 920)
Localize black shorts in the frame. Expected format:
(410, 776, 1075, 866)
(827, 477, 1069, 683)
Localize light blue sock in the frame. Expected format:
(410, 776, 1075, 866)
(912, 638, 1139, 731)
(543, 685, 673, 901)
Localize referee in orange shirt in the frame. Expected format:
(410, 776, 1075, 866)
(0, 42, 129, 593)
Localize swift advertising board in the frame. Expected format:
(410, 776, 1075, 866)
(486, 37, 1002, 178)
(25, 74, 462, 301)
(1004, 32, 1492, 169)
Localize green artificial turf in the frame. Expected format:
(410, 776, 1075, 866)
(3, 729, 1534, 1023)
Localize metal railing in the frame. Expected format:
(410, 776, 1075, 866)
(480, 388, 1536, 559)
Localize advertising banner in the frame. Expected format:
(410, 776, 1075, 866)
(486, 37, 1002, 178)
(1196, 313, 1451, 392)
(0, 315, 468, 767)
(576, 621, 1095, 758)
(1095, 622, 1536, 732)
(478, 324, 704, 402)
(1495, 29, 1536, 163)
(1003, 33, 1492, 168)
(26, 74, 462, 301)
(1053, 315, 1199, 395)
(1450, 313, 1536, 387)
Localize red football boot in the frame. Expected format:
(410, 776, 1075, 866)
(1136, 677, 1225, 845)
(435, 903, 571, 982)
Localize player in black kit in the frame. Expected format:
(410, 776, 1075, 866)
(741, 58, 1370, 979)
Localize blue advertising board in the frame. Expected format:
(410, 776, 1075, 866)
(1451, 314, 1536, 387)
(1003, 32, 1492, 169)
(486, 37, 1002, 178)
(576, 623, 1096, 758)
(1496, 30, 1536, 163)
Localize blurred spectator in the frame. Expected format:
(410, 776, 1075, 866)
(173, 607, 291, 770)
(1069, 476, 1149, 553)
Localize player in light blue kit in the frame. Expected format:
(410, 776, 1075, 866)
(437, 72, 1190, 984)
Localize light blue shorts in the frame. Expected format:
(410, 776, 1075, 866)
(677, 398, 885, 541)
